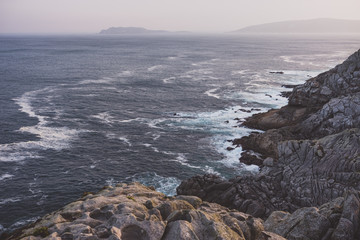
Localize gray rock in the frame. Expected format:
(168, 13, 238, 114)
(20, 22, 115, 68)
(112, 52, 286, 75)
(289, 49, 360, 107)
(8, 183, 283, 240)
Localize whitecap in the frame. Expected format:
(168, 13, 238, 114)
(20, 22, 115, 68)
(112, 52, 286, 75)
(118, 137, 132, 146)
(162, 77, 176, 83)
(105, 178, 116, 187)
(9, 217, 40, 231)
(91, 112, 115, 125)
(0, 173, 14, 181)
(204, 88, 220, 99)
(0, 88, 81, 162)
(127, 172, 181, 196)
(148, 65, 165, 72)
(0, 197, 22, 205)
(152, 134, 161, 141)
(79, 77, 114, 85)
(231, 70, 249, 75)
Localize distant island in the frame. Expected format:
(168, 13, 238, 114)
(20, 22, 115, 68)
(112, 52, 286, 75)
(99, 27, 189, 35)
(233, 18, 360, 34)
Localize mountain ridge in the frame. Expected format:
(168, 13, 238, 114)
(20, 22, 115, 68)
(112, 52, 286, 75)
(233, 18, 360, 33)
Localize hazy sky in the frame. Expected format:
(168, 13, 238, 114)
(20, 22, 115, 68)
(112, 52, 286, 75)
(1, 0, 360, 33)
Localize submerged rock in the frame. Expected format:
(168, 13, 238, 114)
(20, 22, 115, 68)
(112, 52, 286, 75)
(5, 182, 284, 240)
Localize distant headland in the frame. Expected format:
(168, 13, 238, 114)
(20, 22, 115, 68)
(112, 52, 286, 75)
(233, 18, 360, 34)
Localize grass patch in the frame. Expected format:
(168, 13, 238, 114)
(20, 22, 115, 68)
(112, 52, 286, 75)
(33, 227, 49, 237)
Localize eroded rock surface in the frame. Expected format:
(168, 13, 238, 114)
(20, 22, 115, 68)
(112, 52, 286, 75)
(178, 129, 360, 220)
(6, 183, 285, 240)
(264, 191, 360, 240)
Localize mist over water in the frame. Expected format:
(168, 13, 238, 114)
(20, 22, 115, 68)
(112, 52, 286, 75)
(0, 34, 359, 231)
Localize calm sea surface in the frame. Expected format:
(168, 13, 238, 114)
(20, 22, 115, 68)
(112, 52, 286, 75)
(0, 34, 359, 231)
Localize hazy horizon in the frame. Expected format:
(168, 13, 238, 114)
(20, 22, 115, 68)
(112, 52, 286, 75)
(1, 0, 360, 34)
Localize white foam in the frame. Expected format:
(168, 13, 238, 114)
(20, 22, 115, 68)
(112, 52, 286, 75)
(0, 89, 81, 162)
(79, 77, 114, 85)
(204, 88, 221, 99)
(118, 117, 144, 123)
(148, 65, 165, 72)
(170, 153, 219, 174)
(231, 70, 249, 75)
(0, 173, 14, 181)
(162, 77, 176, 83)
(127, 172, 181, 196)
(0, 197, 22, 205)
(280, 51, 351, 69)
(106, 133, 132, 146)
(106, 178, 116, 187)
(9, 216, 40, 230)
(164, 106, 265, 173)
(152, 134, 161, 141)
(118, 137, 132, 146)
(91, 112, 115, 125)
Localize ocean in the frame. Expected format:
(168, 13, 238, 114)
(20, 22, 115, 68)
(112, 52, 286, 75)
(0, 33, 359, 232)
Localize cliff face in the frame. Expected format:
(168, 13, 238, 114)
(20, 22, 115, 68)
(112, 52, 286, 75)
(177, 49, 360, 240)
(5, 183, 285, 240)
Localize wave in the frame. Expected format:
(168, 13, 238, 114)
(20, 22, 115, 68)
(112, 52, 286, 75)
(0, 174, 14, 181)
(79, 77, 114, 85)
(0, 88, 81, 162)
(0, 197, 22, 205)
(231, 70, 249, 75)
(204, 88, 220, 99)
(8, 216, 40, 232)
(280, 51, 351, 68)
(91, 112, 115, 125)
(163, 106, 265, 172)
(127, 172, 181, 196)
(148, 65, 165, 72)
(117, 70, 134, 77)
(162, 77, 176, 83)
(170, 153, 220, 175)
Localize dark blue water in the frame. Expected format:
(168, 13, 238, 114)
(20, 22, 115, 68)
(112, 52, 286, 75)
(0, 34, 359, 232)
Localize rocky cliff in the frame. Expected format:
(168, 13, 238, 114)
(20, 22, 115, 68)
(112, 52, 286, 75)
(177, 49, 360, 240)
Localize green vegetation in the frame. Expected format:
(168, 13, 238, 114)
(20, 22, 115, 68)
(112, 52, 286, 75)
(33, 227, 49, 237)
(126, 195, 136, 201)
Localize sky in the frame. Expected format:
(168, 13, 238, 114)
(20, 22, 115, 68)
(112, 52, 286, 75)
(1, 0, 360, 34)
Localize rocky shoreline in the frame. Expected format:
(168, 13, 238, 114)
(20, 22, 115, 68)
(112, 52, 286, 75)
(178, 49, 360, 239)
(3, 49, 360, 240)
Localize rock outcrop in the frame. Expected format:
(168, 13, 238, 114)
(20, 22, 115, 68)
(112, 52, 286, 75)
(177, 49, 360, 240)
(289, 49, 360, 107)
(264, 191, 360, 240)
(5, 183, 285, 240)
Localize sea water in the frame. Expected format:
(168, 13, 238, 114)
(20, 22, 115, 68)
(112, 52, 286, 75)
(0, 33, 359, 232)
